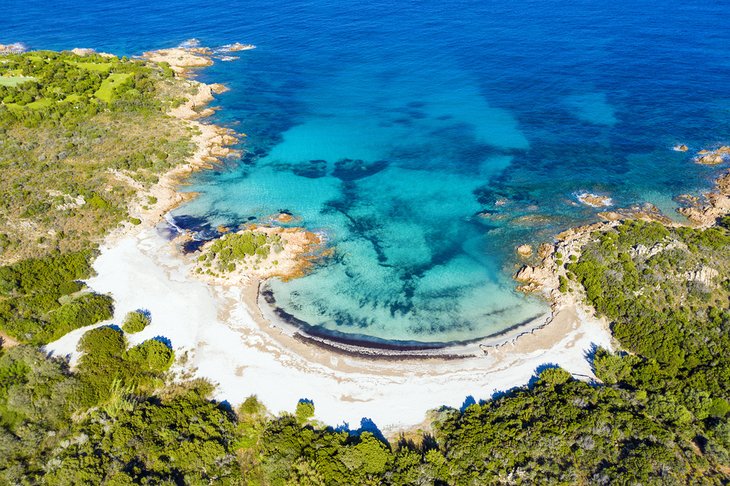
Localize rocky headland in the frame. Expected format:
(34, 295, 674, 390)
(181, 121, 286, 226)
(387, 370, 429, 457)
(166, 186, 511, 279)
(0, 42, 28, 54)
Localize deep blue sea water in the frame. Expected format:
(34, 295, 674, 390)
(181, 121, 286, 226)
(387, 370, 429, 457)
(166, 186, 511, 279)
(6, 0, 730, 343)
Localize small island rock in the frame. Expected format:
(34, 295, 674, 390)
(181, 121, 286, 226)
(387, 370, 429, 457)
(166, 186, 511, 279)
(516, 244, 533, 257)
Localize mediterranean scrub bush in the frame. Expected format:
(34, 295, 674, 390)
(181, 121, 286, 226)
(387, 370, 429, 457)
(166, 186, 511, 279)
(122, 310, 150, 334)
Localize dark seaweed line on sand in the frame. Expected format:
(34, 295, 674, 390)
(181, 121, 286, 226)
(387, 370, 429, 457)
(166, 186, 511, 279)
(258, 283, 547, 359)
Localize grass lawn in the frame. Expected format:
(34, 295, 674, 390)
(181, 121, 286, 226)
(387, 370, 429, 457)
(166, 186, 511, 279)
(25, 98, 53, 109)
(62, 93, 83, 103)
(0, 76, 36, 87)
(67, 61, 113, 73)
(95, 73, 132, 102)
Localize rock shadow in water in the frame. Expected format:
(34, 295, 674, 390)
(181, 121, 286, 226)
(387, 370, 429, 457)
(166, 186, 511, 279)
(332, 159, 389, 181)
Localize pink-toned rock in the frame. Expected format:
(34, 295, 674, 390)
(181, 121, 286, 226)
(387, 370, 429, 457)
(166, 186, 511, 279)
(0, 43, 27, 54)
(598, 211, 623, 222)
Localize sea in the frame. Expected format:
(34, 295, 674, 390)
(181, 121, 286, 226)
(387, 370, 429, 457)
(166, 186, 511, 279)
(5, 0, 730, 344)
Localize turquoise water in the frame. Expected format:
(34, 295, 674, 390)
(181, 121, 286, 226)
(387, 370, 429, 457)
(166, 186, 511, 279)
(6, 0, 730, 343)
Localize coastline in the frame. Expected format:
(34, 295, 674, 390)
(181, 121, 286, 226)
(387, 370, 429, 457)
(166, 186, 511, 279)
(50, 225, 611, 430)
(107, 42, 587, 362)
(105, 74, 239, 246)
(43, 41, 730, 431)
(46, 41, 618, 430)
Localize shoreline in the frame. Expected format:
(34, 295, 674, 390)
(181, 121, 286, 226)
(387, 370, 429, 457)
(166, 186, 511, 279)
(103, 48, 240, 247)
(45, 41, 616, 430)
(256, 280, 553, 359)
(96, 41, 729, 361)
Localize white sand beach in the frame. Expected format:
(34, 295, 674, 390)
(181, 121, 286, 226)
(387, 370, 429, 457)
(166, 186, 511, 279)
(46, 224, 613, 432)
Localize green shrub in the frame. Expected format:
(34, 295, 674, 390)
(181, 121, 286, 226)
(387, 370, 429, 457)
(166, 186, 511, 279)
(125, 339, 173, 372)
(42, 293, 114, 343)
(558, 275, 569, 293)
(78, 325, 126, 357)
(121, 310, 150, 334)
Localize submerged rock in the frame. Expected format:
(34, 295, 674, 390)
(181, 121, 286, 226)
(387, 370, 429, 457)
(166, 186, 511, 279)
(576, 192, 613, 208)
(292, 159, 327, 179)
(272, 212, 297, 223)
(332, 159, 388, 181)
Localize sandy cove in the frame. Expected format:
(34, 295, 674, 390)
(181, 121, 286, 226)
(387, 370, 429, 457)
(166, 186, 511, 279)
(44, 44, 614, 432)
(47, 226, 613, 432)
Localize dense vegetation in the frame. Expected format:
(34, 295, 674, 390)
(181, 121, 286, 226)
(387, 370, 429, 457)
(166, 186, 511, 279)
(0, 51, 194, 263)
(0, 251, 113, 344)
(0, 325, 175, 484)
(568, 221, 730, 421)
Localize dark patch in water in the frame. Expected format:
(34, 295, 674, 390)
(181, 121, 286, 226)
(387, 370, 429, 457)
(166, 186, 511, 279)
(332, 159, 388, 181)
(292, 159, 327, 178)
(172, 214, 212, 232)
(241, 151, 260, 165)
(182, 240, 206, 253)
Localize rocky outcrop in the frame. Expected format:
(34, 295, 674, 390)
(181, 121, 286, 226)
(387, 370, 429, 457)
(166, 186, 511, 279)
(673, 144, 689, 152)
(597, 204, 673, 225)
(629, 240, 686, 259)
(695, 146, 730, 165)
(576, 192, 612, 207)
(143, 47, 214, 74)
(538, 243, 554, 259)
(684, 265, 719, 288)
(679, 171, 730, 227)
(516, 244, 533, 257)
(219, 42, 256, 52)
(514, 264, 556, 292)
(0, 43, 27, 55)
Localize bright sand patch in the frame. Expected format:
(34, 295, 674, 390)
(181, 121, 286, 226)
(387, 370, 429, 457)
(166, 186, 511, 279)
(46, 226, 613, 432)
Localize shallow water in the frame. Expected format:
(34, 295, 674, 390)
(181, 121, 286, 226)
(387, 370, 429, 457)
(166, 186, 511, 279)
(7, 0, 730, 343)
